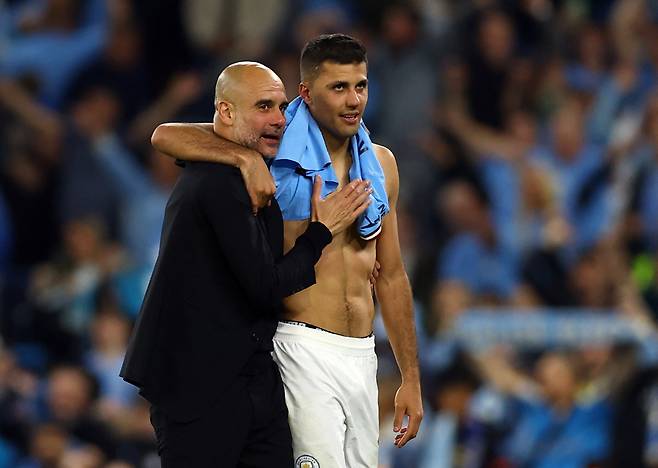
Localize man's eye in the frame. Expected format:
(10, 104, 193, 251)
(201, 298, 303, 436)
(259, 104, 271, 110)
(334, 85, 344, 91)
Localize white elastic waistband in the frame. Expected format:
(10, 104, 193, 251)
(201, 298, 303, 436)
(274, 321, 375, 354)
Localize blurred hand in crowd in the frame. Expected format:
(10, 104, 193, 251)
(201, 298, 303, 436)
(163, 72, 204, 108)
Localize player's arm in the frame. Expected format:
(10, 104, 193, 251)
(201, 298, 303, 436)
(199, 171, 372, 310)
(152, 122, 275, 214)
(373, 145, 423, 448)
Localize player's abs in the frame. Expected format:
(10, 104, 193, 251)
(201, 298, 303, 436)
(283, 232, 376, 337)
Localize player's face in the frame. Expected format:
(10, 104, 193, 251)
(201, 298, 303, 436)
(303, 61, 368, 143)
(234, 79, 288, 158)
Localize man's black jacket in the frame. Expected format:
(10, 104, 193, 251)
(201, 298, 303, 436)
(120, 161, 331, 422)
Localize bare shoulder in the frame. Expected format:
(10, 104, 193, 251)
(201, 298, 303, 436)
(373, 144, 398, 173)
(372, 144, 399, 202)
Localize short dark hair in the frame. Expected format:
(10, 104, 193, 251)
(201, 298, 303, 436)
(300, 34, 367, 81)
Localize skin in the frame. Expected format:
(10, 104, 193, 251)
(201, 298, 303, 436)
(212, 62, 288, 158)
(151, 59, 423, 448)
(210, 62, 372, 235)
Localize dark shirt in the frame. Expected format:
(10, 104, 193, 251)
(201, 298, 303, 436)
(121, 161, 332, 421)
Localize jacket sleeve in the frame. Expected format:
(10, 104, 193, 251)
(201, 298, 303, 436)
(196, 168, 331, 310)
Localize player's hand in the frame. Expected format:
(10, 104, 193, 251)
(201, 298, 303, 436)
(239, 154, 277, 215)
(311, 175, 371, 236)
(393, 382, 423, 448)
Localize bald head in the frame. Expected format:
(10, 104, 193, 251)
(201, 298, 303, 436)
(214, 61, 282, 107)
(212, 61, 288, 158)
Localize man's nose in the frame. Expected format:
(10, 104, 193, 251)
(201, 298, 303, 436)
(271, 108, 286, 127)
(346, 89, 360, 107)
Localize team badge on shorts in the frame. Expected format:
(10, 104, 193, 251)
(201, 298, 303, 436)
(295, 454, 320, 468)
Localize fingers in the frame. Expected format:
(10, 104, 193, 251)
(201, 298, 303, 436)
(348, 179, 370, 200)
(250, 192, 275, 216)
(370, 260, 381, 285)
(393, 405, 404, 434)
(250, 197, 259, 216)
(310, 175, 323, 221)
(351, 196, 372, 220)
(347, 183, 373, 219)
(393, 427, 407, 446)
(324, 178, 370, 202)
(395, 412, 422, 448)
(312, 175, 323, 202)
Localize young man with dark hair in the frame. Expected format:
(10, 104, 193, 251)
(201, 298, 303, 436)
(151, 35, 423, 467)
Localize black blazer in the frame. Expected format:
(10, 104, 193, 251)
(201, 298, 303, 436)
(120, 162, 330, 422)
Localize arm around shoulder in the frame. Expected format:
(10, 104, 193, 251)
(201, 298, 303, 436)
(152, 122, 275, 212)
(151, 122, 222, 162)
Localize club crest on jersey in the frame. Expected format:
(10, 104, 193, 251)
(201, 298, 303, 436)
(295, 454, 320, 468)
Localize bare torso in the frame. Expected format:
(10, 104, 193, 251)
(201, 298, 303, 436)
(281, 152, 379, 337)
(282, 219, 376, 337)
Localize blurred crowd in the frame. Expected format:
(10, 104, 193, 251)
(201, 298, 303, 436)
(1, 0, 658, 467)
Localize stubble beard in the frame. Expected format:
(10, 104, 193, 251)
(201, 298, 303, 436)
(234, 126, 261, 153)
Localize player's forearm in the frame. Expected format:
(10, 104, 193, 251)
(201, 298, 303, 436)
(376, 271, 420, 384)
(151, 122, 259, 168)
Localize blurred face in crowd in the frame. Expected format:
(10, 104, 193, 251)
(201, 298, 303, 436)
(30, 424, 68, 465)
(535, 353, 577, 406)
(105, 462, 133, 468)
(214, 63, 287, 158)
(570, 248, 610, 307)
(478, 11, 514, 66)
(71, 88, 121, 139)
(506, 109, 537, 149)
(440, 181, 486, 233)
(23, 0, 81, 32)
(551, 102, 585, 161)
(301, 61, 368, 147)
(63, 218, 104, 263)
(644, 25, 658, 67)
(520, 164, 553, 213)
(643, 93, 658, 146)
(59, 445, 105, 468)
(437, 383, 475, 420)
(48, 367, 94, 421)
(273, 52, 303, 100)
(90, 311, 131, 354)
(577, 25, 606, 69)
(107, 20, 142, 67)
(381, 5, 419, 48)
(432, 281, 471, 330)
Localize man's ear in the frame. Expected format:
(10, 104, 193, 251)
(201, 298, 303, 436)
(216, 101, 234, 125)
(299, 82, 312, 105)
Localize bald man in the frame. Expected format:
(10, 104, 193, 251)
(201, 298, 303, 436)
(120, 62, 372, 467)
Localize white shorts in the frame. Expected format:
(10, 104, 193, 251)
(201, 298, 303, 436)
(272, 321, 379, 468)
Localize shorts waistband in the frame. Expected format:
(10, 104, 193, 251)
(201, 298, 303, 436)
(274, 321, 375, 353)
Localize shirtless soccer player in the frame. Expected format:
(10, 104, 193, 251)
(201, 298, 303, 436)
(152, 34, 423, 467)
